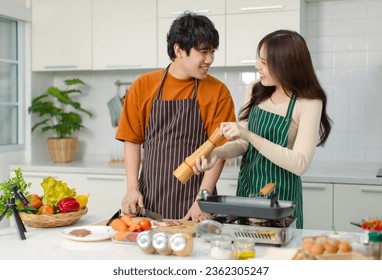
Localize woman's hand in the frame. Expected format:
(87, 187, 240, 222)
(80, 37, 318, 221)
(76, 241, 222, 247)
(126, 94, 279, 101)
(192, 150, 219, 174)
(220, 122, 251, 142)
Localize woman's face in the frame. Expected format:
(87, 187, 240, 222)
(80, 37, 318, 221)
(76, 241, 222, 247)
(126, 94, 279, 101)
(255, 46, 277, 87)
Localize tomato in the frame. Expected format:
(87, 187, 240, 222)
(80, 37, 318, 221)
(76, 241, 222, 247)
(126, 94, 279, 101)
(40, 204, 55, 215)
(137, 218, 152, 231)
(27, 194, 42, 209)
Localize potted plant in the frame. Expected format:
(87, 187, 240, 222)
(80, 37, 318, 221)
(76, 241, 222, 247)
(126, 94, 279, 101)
(28, 78, 93, 163)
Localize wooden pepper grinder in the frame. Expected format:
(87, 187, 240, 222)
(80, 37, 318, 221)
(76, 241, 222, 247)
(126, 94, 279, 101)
(173, 127, 225, 184)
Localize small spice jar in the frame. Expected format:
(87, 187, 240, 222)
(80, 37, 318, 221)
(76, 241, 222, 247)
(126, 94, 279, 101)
(152, 232, 173, 255)
(232, 238, 256, 260)
(367, 232, 382, 260)
(169, 233, 194, 257)
(209, 235, 233, 260)
(136, 231, 155, 254)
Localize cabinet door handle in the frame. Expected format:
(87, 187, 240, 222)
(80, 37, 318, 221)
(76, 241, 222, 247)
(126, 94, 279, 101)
(240, 59, 257, 64)
(105, 64, 143, 69)
(240, 5, 284, 12)
(44, 65, 78, 69)
(303, 186, 326, 190)
(361, 187, 382, 193)
(86, 176, 125, 182)
(25, 174, 58, 179)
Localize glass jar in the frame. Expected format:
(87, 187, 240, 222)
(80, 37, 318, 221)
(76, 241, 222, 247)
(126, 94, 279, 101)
(367, 232, 382, 260)
(169, 233, 194, 257)
(233, 238, 255, 260)
(209, 235, 233, 260)
(152, 232, 173, 255)
(136, 231, 155, 254)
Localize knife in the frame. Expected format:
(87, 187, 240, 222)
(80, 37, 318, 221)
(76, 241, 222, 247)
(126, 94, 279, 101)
(139, 208, 164, 221)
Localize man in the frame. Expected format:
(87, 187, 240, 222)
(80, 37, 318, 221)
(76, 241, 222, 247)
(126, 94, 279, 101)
(116, 12, 236, 222)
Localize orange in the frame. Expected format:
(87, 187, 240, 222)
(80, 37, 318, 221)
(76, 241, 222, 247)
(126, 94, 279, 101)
(137, 218, 152, 231)
(27, 194, 43, 209)
(110, 218, 128, 232)
(40, 204, 55, 215)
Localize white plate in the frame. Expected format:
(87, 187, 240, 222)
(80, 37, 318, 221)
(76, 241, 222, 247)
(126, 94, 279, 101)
(61, 226, 112, 242)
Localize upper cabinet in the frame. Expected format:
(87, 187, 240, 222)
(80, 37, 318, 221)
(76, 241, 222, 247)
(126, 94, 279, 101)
(157, 0, 225, 68)
(226, 0, 305, 66)
(32, 0, 157, 71)
(31, 0, 92, 71)
(31, 0, 305, 71)
(92, 0, 157, 70)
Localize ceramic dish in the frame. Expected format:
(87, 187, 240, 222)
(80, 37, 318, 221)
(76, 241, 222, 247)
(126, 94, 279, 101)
(61, 226, 112, 242)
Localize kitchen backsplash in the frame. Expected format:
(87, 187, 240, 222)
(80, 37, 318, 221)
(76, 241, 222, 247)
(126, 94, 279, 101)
(30, 0, 382, 164)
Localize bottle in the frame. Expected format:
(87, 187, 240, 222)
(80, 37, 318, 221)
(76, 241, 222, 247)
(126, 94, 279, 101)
(169, 233, 194, 257)
(367, 232, 382, 260)
(232, 238, 256, 260)
(136, 231, 155, 254)
(152, 232, 173, 255)
(209, 235, 233, 260)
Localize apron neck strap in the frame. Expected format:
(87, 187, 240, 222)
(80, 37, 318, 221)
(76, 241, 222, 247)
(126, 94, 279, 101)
(156, 64, 198, 100)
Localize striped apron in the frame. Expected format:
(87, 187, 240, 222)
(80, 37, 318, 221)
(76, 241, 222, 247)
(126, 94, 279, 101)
(138, 66, 207, 219)
(237, 97, 303, 228)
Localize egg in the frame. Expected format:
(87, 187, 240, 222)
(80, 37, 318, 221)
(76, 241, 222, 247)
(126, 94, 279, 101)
(324, 241, 339, 254)
(315, 236, 328, 246)
(338, 241, 352, 253)
(302, 240, 315, 252)
(309, 243, 325, 255)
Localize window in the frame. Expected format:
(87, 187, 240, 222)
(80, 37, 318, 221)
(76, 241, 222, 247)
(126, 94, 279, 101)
(0, 17, 24, 149)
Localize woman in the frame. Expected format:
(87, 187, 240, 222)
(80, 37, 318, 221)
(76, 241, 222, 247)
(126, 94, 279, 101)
(194, 30, 332, 229)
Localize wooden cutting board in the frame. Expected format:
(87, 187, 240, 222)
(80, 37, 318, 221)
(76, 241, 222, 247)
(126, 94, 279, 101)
(94, 218, 199, 236)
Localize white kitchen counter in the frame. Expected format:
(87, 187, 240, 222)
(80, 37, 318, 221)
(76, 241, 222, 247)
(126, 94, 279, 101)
(11, 160, 382, 185)
(0, 214, 367, 260)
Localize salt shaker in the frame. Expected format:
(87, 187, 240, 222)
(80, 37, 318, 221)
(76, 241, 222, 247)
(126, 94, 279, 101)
(367, 232, 382, 260)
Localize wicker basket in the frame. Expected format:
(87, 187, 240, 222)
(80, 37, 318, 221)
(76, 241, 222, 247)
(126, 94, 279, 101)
(19, 207, 88, 228)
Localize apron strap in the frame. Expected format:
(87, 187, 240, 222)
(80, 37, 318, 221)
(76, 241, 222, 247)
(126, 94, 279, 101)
(285, 96, 297, 122)
(156, 63, 198, 100)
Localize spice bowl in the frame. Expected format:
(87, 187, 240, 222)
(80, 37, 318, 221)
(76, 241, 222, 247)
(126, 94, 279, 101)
(209, 234, 233, 260)
(232, 238, 256, 260)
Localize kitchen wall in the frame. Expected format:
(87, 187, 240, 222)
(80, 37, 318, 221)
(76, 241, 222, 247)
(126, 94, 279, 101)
(29, 0, 382, 164)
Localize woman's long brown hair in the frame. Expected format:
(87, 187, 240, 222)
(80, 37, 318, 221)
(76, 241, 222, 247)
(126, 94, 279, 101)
(239, 30, 332, 147)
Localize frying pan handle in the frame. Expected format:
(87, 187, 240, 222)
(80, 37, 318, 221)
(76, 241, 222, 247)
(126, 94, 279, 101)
(269, 193, 280, 208)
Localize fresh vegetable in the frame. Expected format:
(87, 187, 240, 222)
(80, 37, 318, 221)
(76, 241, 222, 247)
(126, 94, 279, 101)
(40, 204, 55, 215)
(57, 197, 80, 213)
(361, 217, 382, 232)
(26, 194, 42, 209)
(41, 177, 76, 206)
(138, 218, 152, 231)
(75, 193, 89, 209)
(0, 168, 31, 218)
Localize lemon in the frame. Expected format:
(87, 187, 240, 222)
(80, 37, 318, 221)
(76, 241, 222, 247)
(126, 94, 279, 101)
(76, 193, 90, 209)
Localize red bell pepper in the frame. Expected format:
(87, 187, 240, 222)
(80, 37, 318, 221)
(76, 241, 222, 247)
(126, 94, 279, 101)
(57, 197, 80, 213)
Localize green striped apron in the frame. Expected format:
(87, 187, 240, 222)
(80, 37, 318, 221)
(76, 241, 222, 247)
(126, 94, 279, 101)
(237, 97, 303, 229)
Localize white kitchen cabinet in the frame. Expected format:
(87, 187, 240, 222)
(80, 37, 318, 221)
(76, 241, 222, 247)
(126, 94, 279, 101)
(225, 0, 305, 66)
(333, 184, 382, 233)
(302, 182, 333, 231)
(216, 178, 238, 196)
(157, 0, 225, 68)
(92, 0, 157, 70)
(70, 173, 126, 217)
(31, 0, 92, 71)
